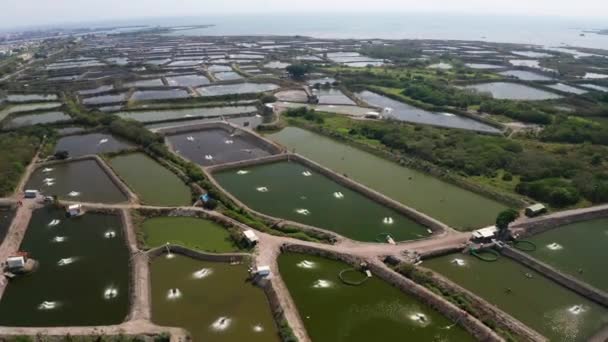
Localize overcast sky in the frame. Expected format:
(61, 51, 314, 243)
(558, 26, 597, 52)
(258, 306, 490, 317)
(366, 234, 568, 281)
(2, 0, 607, 29)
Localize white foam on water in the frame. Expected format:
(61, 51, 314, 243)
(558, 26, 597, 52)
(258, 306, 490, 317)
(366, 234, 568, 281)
(44, 181, 55, 187)
(450, 258, 466, 267)
(68, 191, 81, 197)
(441, 112, 456, 117)
(236, 170, 250, 175)
(204, 155, 214, 160)
(301, 171, 312, 177)
(186, 136, 194, 141)
(296, 208, 310, 216)
(57, 257, 77, 266)
(104, 230, 116, 239)
(43, 178, 55, 183)
(253, 324, 264, 332)
(104, 286, 118, 299)
(333, 191, 344, 199)
(568, 305, 586, 315)
(193, 268, 213, 279)
(225, 139, 234, 144)
(98, 138, 109, 145)
(211, 317, 232, 331)
(52, 236, 67, 243)
(409, 312, 431, 327)
(383, 217, 394, 225)
(312, 279, 333, 288)
(547, 243, 563, 251)
(48, 219, 61, 227)
(297, 260, 316, 269)
(38, 301, 59, 310)
(42, 168, 54, 173)
(166, 253, 175, 259)
(167, 288, 182, 300)
(256, 186, 269, 192)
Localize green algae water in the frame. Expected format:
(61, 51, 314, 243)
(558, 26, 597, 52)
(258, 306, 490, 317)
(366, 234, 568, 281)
(268, 127, 507, 230)
(214, 161, 430, 242)
(26, 159, 128, 204)
(109, 153, 191, 206)
(0, 208, 130, 326)
(278, 253, 474, 342)
(142, 217, 238, 253)
(526, 218, 608, 292)
(424, 254, 608, 341)
(151, 254, 278, 342)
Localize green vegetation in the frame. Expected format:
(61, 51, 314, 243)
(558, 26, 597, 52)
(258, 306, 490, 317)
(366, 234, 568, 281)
(141, 217, 239, 253)
(286, 63, 312, 79)
(0, 132, 41, 196)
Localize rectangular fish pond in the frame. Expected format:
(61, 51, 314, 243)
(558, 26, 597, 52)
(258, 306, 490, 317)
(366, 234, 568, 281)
(213, 160, 431, 242)
(141, 216, 238, 253)
(268, 127, 507, 230)
(131, 89, 191, 101)
(2, 111, 71, 129)
(151, 254, 278, 342)
(0, 208, 130, 326)
(166, 127, 278, 166)
(423, 253, 608, 341)
(525, 218, 608, 292)
(356, 91, 501, 134)
(278, 253, 474, 342)
(463, 82, 561, 100)
(54, 133, 134, 158)
(116, 105, 257, 123)
(26, 159, 128, 203)
(109, 153, 191, 206)
(0, 207, 15, 244)
(165, 74, 210, 87)
(196, 83, 279, 97)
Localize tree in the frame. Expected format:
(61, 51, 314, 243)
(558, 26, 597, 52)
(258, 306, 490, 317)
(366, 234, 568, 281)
(495, 209, 519, 239)
(286, 63, 311, 80)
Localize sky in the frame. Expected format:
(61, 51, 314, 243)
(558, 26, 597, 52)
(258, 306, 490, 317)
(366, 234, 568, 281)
(2, 0, 607, 29)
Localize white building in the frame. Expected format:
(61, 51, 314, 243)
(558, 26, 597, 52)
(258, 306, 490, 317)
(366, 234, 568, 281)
(6, 256, 26, 271)
(243, 229, 259, 245)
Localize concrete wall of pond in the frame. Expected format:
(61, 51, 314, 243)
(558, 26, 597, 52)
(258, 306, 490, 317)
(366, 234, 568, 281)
(280, 244, 503, 341)
(511, 204, 608, 237)
(500, 245, 608, 308)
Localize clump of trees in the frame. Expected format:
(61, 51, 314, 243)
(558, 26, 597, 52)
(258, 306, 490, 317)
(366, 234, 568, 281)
(284, 107, 324, 124)
(286, 63, 312, 80)
(479, 101, 553, 125)
(0, 133, 41, 196)
(540, 116, 608, 145)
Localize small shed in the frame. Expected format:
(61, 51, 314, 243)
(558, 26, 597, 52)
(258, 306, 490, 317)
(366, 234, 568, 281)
(24, 189, 38, 198)
(6, 256, 26, 271)
(472, 226, 498, 241)
(66, 204, 83, 217)
(243, 230, 259, 245)
(525, 204, 546, 217)
(255, 265, 271, 277)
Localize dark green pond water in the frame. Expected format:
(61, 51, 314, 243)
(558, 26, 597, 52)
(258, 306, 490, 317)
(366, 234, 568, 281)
(0, 207, 15, 244)
(278, 253, 474, 342)
(26, 159, 128, 203)
(268, 127, 507, 230)
(214, 161, 429, 242)
(526, 219, 608, 292)
(3, 111, 71, 129)
(0, 208, 130, 326)
(424, 254, 608, 341)
(109, 153, 191, 206)
(151, 255, 278, 342)
(54, 133, 134, 158)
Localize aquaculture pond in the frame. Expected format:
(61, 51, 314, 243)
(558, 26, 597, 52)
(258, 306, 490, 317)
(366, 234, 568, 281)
(6, 94, 58, 102)
(546, 83, 588, 95)
(214, 161, 430, 242)
(278, 253, 474, 342)
(142, 217, 237, 253)
(214, 71, 244, 81)
(117, 105, 257, 123)
(526, 218, 608, 291)
(0, 102, 62, 121)
(146, 114, 265, 132)
(464, 82, 561, 100)
(54, 133, 134, 158)
(0, 207, 15, 244)
(499, 70, 554, 81)
(165, 74, 210, 87)
(124, 78, 164, 88)
(268, 127, 506, 229)
(356, 91, 501, 134)
(167, 128, 275, 166)
(131, 89, 191, 101)
(313, 88, 356, 105)
(109, 153, 191, 206)
(151, 255, 278, 342)
(0, 208, 130, 326)
(26, 159, 128, 203)
(2, 111, 71, 129)
(196, 83, 279, 97)
(81, 93, 128, 105)
(424, 254, 608, 341)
